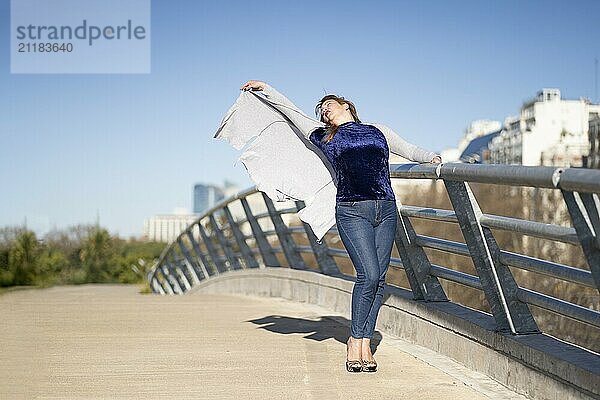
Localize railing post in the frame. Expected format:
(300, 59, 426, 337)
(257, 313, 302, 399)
(262, 192, 307, 269)
(444, 180, 540, 334)
(150, 276, 165, 294)
(394, 203, 448, 301)
(168, 252, 192, 292)
(176, 237, 204, 283)
(224, 205, 259, 269)
(149, 269, 167, 294)
(186, 228, 215, 277)
(160, 263, 181, 294)
(197, 219, 228, 273)
(209, 214, 242, 270)
(295, 200, 340, 275)
(562, 190, 600, 291)
(157, 265, 175, 295)
(240, 197, 279, 267)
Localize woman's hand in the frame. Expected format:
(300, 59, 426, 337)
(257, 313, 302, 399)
(240, 80, 267, 91)
(431, 155, 442, 164)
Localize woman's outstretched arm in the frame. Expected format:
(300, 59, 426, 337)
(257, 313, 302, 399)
(241, 80, 302, 113)
(240, 80, 324, 138)
(369, 122, 442, 163)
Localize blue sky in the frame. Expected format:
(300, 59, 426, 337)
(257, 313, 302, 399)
(1, 0, 599, 238)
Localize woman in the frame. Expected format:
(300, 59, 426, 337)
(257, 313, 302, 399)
(240, 80, 442, 373)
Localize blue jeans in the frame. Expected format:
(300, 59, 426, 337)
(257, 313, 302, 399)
(335, 199, 398, 339)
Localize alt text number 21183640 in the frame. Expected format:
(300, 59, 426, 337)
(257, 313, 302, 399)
(17, 42, 74, 53)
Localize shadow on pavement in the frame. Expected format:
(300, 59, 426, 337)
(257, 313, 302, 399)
(246, 315, 383, 354)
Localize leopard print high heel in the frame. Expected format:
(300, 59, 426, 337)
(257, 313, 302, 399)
(361, 358, 377, 372)
(346, 338, 363, 373)
(346, 359, 363, 372)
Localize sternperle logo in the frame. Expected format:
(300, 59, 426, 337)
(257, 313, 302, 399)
(15, 19, 147, 46)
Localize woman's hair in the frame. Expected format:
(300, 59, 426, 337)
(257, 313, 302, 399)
(314, 94, 361, 143)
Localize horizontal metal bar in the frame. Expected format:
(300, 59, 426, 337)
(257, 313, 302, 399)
(252, 211, 271, 220)
(439, 163, 562, 188)
(389, 256, 403, 268)
(250, 208, 297, 220)
(277, 207, 299, 215)
(416, 234, 594, 288)
(415, 235, 470, 256)
(295, 245, 313, 253)
(480, 214, 579, 245)
(231, 217, 248, 226)
(327, 248, 348, 258)
(517, 288, 600, 328)
(219, 218, 250, 231)
(390, 163, 441, 179)
(430, 264, 482, 289)
(400, 206, 458, 223)
(499, 251, 596, 288)
(243, 232, 278, 242)
(558, 168, 600, 193)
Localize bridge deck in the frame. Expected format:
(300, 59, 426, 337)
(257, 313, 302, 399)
(1, 284, 525, 399)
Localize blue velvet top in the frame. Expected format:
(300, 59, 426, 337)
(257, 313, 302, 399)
(309, 121, 396, 203)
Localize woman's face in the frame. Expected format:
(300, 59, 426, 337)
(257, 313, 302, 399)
(321, 99, 348, 124)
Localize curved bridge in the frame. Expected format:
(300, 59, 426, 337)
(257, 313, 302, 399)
(147, 163, 600, 400)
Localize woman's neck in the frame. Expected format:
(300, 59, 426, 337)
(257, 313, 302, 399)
(332, 116, 354, 127)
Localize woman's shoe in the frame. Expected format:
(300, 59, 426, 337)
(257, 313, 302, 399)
(346, 338, 362, 372)
(346, 359, 363, 372)
(361, 358, 377, 372)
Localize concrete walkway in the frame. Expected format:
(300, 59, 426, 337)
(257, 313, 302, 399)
(0, 284, 525, 399)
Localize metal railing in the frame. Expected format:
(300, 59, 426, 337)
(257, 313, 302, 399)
(146, 163, 600, 338)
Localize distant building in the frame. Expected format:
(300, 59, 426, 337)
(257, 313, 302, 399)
(489, 116, 521, 164)
(221, 180, 241, 198)
(458, 120, 502, 153)
(460, 129, 502, 163)
(439, 120, 501, 163)
(488, 89, 600, 167)
(193, 184, 225, 214)
(588, 113, 600, 168)
(143, 209, 198, 243)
